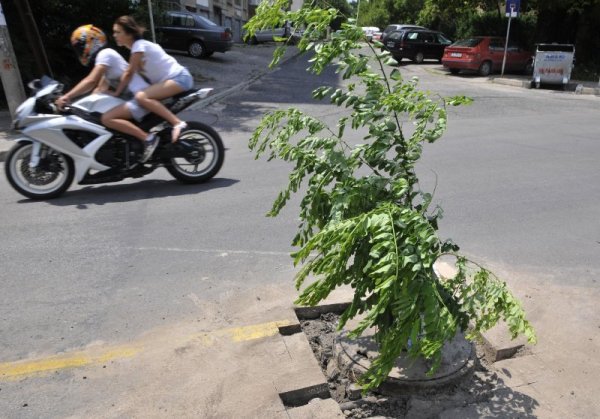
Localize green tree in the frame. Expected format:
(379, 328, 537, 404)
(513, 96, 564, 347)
(2, 0, 165, 89)
(246, 0, 536, 390)
(303, 0, 353, 30)
(357, 0, 424, 28)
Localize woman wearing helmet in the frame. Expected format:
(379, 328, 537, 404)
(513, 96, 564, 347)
(102, 15, 193, 163)
(56, 24, 148, 109)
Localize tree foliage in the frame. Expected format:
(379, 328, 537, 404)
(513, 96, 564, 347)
(354, 0, 600, 70)
(1, 0, 166, 89)
(247, 0, 536, 391)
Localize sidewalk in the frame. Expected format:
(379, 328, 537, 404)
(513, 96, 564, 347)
(490, 72, 600, 94)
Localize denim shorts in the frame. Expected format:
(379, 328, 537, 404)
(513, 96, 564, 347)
(126, 99, 149, 122)
(171, 68, 194, 91)
(125, 68, 193, 121)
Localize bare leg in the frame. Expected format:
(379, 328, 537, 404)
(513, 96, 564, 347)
(101, 104, 147, 142)
(135, 81, 187, 142)
(135, 81, 183, 126)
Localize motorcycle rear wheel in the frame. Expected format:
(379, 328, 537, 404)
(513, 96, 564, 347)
(166, 121, 224, 184)
(5, 142, 74, 200)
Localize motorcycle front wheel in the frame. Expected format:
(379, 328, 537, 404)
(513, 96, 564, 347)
(166, 121, 224, 184)
(5, 142, 74, 200)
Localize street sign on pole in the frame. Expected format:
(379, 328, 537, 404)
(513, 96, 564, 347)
(501, 0, 520, 77)
(148, 0, 156, 43)
(505, 0, 520, 17)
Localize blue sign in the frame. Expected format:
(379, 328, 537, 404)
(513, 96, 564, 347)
(506, 0, 520, 17)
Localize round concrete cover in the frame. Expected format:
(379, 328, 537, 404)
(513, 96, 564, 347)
(335, 316, 473, 390)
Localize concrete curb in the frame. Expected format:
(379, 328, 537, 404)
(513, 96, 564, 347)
(425, 65, 600, 96)
(490, 76, 600, 95)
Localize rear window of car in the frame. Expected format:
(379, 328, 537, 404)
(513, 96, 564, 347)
(452, 38, 483, 47)
(167, 13, 195, 28)
(197, 15, 217, 27)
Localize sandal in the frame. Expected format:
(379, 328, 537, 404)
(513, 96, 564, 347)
(172, 121, 187, 143)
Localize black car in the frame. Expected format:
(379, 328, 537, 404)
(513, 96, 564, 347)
(381, 24, 426, 44)
(157, 11, 233, 58)
(384, 29, 452, 63)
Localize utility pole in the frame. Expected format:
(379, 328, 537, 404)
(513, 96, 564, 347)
(148, 0, 156, 43)
(14, 0, 53, 78)
(0, 1, 26, 118)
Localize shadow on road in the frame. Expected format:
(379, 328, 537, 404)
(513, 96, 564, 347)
(17, 177, 239, 208)
(212, 53, 343, 134)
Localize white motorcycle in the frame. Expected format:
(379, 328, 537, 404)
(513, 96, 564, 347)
(4, 77, 224, 199)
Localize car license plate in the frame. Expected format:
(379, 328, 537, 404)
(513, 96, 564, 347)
(451, 52, 462, 57)
(387, 42, 394, 48)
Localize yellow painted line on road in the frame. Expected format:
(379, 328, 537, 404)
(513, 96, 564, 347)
(0, 319, 296, 380)
(216, 320, 294, 342)
(0, 346, 140, 380)
(193, 319, 295, 346)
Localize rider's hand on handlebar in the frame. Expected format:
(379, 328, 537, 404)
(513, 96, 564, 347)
(55, 95, 70, 110)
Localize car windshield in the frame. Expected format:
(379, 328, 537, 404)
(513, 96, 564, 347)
(197, 15, 217, 26)
(452, 38, 483, 47)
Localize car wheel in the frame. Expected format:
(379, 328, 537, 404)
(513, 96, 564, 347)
(413, 52, 425, 64)
(478, 60, 492, 77)
(449, 68, 460, 75)
(392, 55, 402, 64)
(188, 40, 206, 58)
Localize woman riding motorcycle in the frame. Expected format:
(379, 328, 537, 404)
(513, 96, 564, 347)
(102, 15, 193, 163)
(56, 24, 148, 110)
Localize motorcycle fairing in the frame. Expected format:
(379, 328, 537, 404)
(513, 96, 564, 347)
(22, 115, 113, 182)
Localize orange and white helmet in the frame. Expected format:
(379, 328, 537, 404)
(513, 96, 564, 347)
(70, 24, 107, 66)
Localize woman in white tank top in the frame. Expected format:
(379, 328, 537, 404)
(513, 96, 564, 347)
(102, 15, 194, 163)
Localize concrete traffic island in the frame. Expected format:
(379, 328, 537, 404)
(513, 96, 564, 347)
(334, 316, 475, 396)
(294, 288, 542, 417)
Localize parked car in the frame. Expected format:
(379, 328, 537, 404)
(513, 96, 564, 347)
(156, 11, 233, 58)
(244, 21, 291, 44)
(361, 26, 380, 42)
(442, 36, 534, 76)
(381, 24, 426, 44)
(384, 29, 452, 63)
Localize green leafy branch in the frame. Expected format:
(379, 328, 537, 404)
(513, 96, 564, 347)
(247, 0, 535, 391)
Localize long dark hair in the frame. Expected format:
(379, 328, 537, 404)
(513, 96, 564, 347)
(114, 15, 144, 40)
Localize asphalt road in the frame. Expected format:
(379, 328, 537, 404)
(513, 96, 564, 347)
(1, 48, 599, 415)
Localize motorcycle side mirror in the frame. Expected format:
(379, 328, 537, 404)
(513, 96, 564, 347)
(28, 79, 43, 91)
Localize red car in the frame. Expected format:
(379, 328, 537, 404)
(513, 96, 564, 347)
(442, 36, 533, 76)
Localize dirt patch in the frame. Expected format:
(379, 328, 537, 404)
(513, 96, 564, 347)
(300, 313, 504, 418)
